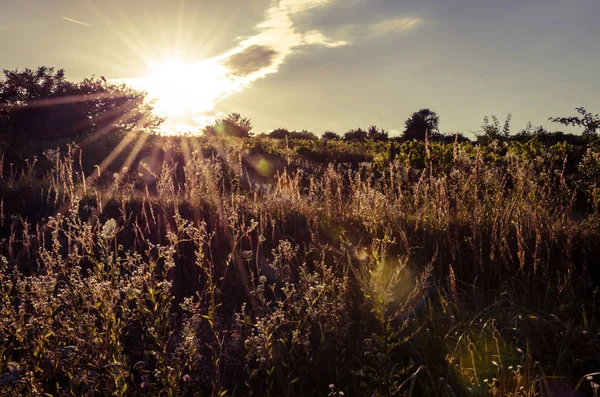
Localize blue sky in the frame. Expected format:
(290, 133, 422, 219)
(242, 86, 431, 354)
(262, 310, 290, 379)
(1, 0, 599, 136)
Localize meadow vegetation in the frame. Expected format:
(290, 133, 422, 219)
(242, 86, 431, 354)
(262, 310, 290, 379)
(1, 129, 600, 396)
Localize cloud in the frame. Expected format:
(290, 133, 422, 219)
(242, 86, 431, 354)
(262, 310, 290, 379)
(126, 0, 418, 132)
(224, 45, 280, 76)
(130, 0, 347, 131)
(324, 16, 422, 42)
(369, 17, 422, 37)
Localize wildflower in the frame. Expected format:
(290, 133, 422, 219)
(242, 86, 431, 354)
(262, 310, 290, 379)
(259, 275, 267, 284)
(101, 219, 117, 240)
(182, 374, 192, 382)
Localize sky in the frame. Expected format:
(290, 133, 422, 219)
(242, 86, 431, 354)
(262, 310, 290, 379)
(1, 0, 599, 136)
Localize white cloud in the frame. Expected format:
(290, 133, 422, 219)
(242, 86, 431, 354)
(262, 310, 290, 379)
(124, 1, 421, 133)
(126, 0, 347, 132)
(369, 17, 422, 37)
(326, 16, 422, 42)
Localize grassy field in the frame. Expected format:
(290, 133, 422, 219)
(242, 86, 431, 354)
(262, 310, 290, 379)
(1, 133, 600, 396)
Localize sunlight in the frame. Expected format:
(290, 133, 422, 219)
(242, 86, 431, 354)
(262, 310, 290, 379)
(135, 59, 233, 117)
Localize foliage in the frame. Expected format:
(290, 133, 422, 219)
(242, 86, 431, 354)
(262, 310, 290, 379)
(322, 131, 340, 140)
(550, 107, 600, 135)
(402, 108, 440, 141)
(269, 129, 318, 140)
(0, 67, 162, 145)
(205, 112, 253, 138)
(367, 125, 389, 141)
(268, 128, 290, 139)
(476, 114, 512, 144)
(343, 128, 368, 142)
(0, 133, 600, 396)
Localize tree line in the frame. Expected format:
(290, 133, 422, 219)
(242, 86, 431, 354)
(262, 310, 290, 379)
(1, 66, 598, 148)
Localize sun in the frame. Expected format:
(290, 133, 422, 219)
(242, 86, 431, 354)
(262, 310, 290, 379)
(137, 59, 233, 117)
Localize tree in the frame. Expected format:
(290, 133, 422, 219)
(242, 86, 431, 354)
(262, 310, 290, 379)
(289, 130, 318, 140)
(549, 107, 599, 135)
(344, 128, 368, 142)
(268, 128, 290, 139)
(402, 108, 439, 141)
(367, 125, 388, 141)
(205, 113, 253, 138)
(0, 66, 162, 144)
(514, 123, 582, 145)
(321, 131, 339, 140)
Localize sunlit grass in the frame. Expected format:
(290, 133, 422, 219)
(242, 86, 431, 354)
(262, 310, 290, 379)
(0, 135, 600, 395)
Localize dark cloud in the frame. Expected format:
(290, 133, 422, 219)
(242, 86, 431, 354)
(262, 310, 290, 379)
(224, 45, 280, 76)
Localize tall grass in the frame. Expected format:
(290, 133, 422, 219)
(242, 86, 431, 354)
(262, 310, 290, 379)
(0, 136, 599, 395)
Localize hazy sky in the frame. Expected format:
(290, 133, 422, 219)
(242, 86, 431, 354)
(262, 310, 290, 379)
(1, 0, 599, 136)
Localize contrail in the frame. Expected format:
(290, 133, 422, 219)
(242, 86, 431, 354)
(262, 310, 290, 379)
(62, 17, 91, 27)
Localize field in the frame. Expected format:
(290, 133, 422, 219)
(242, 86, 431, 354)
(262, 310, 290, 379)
(1, 133, 600, 396)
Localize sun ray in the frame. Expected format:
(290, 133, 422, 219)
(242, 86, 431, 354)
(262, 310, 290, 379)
(94, 121, 151, 210)
(81, 0, 156, 69)
(53, 112, 151, 217)
(180, 135, 192, 167)
(121, 128, 149, 173)
(6, 91, 135, 110)
(78, 104, 145, 148)
(95, 129, 140, 177)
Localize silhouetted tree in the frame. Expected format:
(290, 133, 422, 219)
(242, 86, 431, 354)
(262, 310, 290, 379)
(291, 130, 318, 140)
(269, 128, 290, 139)
(402, 108, 439, 141)
(439, 132, 471, 144)
(267, 128, 317, 140)
(549, 107, 599, 134)
(513, 122, 584, 146)
(0, 66, 162, 144)
(205, 113, 253, 138)
(321, 131, 340, 140)
(367, 125, 388, 141)
(344, 128, 368, 142)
